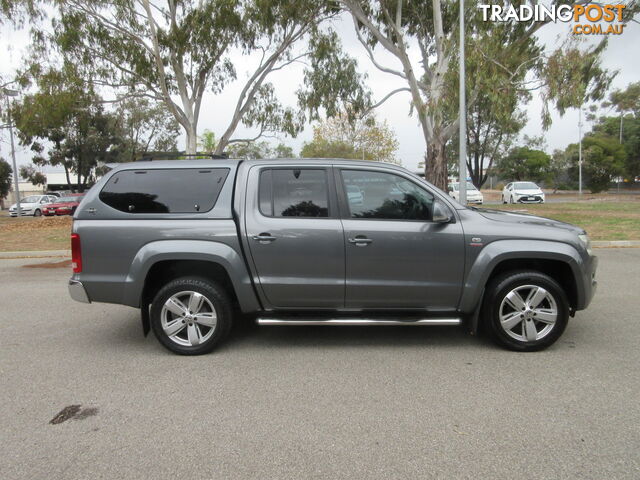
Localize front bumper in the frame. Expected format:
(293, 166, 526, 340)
(516, 195, 544, 203)
(9, 210, 33, 217)
(582, 255, 598, 309)
(68, 279, 91, 303)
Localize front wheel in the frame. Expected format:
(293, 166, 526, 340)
(150, 277, 233, 355)
(483, 271, 569, 351)
(34, 209, 42, 217)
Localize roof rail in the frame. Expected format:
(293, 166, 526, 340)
(135, 152, 228, 161)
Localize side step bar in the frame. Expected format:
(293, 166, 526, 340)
(257, 318, 461, 326)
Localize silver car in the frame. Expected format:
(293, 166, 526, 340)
(9, 195, 57, 217)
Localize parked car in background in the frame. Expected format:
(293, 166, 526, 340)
(9, 195, 57, 217)
(502, 182, 545, 204)
(448, 182, 483, 205)
(43, 194, 85, 216)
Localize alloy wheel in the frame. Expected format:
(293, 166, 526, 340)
(160, 290, 218, 347)
(498, 284, 558, 342)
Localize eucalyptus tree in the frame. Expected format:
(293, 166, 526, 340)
(115, 97, 180, 161)
(12, 66, 124, 191)
(340, 0, 616, 190)
(50, 0, 360, 154)
(301, 113, 399, 163)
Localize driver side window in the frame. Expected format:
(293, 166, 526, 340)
(341, 170, 435, 221)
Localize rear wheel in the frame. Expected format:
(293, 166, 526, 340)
(150, 277, 233, 355)
(483, 271, 569, 351)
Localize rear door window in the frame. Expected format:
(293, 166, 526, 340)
(99, 168, 229, 213)
(259, 168, 330, 218)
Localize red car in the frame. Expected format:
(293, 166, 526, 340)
(42, 194, 85, 216)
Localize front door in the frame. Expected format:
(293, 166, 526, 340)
(338, 168, 465, 310)
(244, 166, 345, 309)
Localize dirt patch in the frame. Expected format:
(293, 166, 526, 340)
(1, 216, 72, 233)
(49, 405, 99, 425)
(23, 259, 72, 269)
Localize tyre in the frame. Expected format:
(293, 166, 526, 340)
(502, 195, 507, 204)
(150, 277, 233, 355)
(482, 271, 569, 351)
(34, 209, 42, 217)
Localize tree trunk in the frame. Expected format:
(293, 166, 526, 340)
(185, 124, 198, 155)
(64, 166, 72, 192)
(425, 141, 449, 191)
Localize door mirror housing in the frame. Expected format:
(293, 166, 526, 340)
(433, 200, 453, 223)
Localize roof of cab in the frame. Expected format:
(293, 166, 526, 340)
(106, 157, 407, 172)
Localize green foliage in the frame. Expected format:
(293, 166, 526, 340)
(19, 165, 46, 186)
(198, 130, 218, 154)
(542, 39, 613, 127)
(300, 113, 398, 163)
(343, 0, 614, 190)
(297, 31, 371, 125)
(605, 81, 640, 114)
(591, 115, 640, 179)
(300, 138, 360, 160)
(0, 0, 39, 25)
(226, 140, 295, 159)
(0, 158, 12, 199)
(594, 82, 640, 179)
(12, 66, 124, 192)
(566, 135, 626, 193)
(114, 97, 179, 162)
(47, 1, 357, 154)
(496, 146, 551, 183)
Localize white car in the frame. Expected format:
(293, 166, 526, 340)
(502, 182, 545, 204)
(448, 182, 484, 205)
(9, 195, 58, 217)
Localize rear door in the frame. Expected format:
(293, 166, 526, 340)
(337, 167, 465, 310)
(244, 166, 345, 309)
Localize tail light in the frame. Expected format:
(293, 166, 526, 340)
(71, 233, 82, 273)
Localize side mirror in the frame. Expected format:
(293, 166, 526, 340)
(433, 200, 453, 223)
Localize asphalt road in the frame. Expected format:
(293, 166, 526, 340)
(1, 249, 639, 479)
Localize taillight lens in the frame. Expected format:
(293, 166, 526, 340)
(71, 233, 82, 273)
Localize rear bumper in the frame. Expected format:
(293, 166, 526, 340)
(68, 279, 91, 303)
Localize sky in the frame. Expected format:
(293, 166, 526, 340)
(1, 5, 638, 175)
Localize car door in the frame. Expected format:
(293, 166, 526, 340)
(337, 167, 465, 310)
(244, 166, 345, 309)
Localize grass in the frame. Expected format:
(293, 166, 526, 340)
(490, 202, 640, 241)
(1, 200, 639, 251)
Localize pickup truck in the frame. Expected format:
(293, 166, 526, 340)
(68, 158, 597, 355)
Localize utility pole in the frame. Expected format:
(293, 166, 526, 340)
(458, 0, 467, 204)
(4, 88, 21, 216)
(578, 106, 583, 197)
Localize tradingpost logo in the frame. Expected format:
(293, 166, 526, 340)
(478, 3, 627, 35)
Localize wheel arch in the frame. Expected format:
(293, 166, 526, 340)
(122, 240, 261, 313)
(460, 240, 584, 314)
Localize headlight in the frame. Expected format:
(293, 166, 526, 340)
(578, 233, 592, 255)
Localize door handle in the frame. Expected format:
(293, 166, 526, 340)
(252, 233, 276, 243)
(348, 236, 373, 246)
